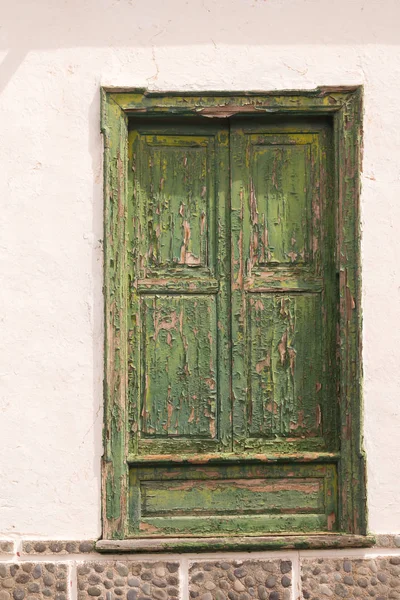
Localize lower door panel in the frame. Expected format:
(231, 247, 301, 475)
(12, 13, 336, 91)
(129, 462, 337, 536)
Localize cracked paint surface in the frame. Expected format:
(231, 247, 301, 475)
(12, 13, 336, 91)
(102, 88, 364, 543)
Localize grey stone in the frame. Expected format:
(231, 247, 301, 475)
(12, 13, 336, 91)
(93, 565, 104, 574)
(115, 563, 128, 577)
(141, 583, 151, 595)
(166, 563, 179, 573)
(87, 588, 101, 597)
(319, 583, 333, 596)
(335, 583, 349, 597)
(152, 590, 167, 600)
(234, 568, 246, 579)
(45, 566, 55, 574)
(0, 543, 14, 556)
(78, 542, 94, 554)
(258, 586, 268, 600)
(56, 582, 66, 592)
(21, 566, 32, 574)
(343, 560, 352, 573)
(43, 575, 55, 587)
(151, 578, 167, 588)
(281, 576, 291, 588)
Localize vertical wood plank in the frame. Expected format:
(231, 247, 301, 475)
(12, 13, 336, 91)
(102, 91, 129, 539)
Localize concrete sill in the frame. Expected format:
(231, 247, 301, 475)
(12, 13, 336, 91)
(96, 534, 375, 553)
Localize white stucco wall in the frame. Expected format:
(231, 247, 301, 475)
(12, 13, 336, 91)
(1, 0, 400, 539)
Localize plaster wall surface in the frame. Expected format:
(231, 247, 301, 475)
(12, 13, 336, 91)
(1, 0, 399, 539)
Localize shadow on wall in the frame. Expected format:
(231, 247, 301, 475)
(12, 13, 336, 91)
(1, 0, 399, 91)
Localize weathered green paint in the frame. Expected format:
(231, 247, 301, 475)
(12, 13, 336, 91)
(127, 120, 231, 462)
(101, 91, 130, 539)
(230, 120, 337, 457)
(101, 87, 366, 547)
(247, 294, 323, 440)
(96, 533, 375, 553)
(141, 295, 217, 438)
(129, 462, 336, 536)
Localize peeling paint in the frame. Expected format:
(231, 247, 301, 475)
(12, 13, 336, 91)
(102, 87, 365, 543)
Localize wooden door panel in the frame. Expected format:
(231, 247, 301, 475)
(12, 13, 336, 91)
(249, 136, 313, 266)
(128, 120, 231, 457)
(247, 293, 323, 441)
(231, 119, 337, 454)
(139, 135, 211, 272)
(141, 294, 217, 439)
(129, 463, 337, 536)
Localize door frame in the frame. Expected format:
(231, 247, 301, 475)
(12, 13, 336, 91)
(100, 86, 368, 546)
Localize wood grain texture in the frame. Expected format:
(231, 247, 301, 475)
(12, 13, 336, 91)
(101, 87, 365, 544)
(230, 120, 337, 456)
(127, 121, 231, 459)
(96, 534, 375, 553)
(129, 463, 337, 536)
(141, 295, 217, 438)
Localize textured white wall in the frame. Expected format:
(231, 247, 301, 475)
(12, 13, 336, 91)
(1, 0, 400, 538)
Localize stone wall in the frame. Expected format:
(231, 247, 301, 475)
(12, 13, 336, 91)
(2, 539, 400, 599)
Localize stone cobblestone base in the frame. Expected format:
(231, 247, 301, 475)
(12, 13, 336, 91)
(189, 559, 292, 600)
(22, 542, 95, 556)
(77, 561, 179, 600)
(0, 543, 14, 556)
(0, 564, 68, 600)
(301, 557, 400, 599)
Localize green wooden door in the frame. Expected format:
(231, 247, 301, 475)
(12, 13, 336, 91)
(127, 117, 338, 537)
(230, 118, 337, 455)
(128, 120, 231, 460)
